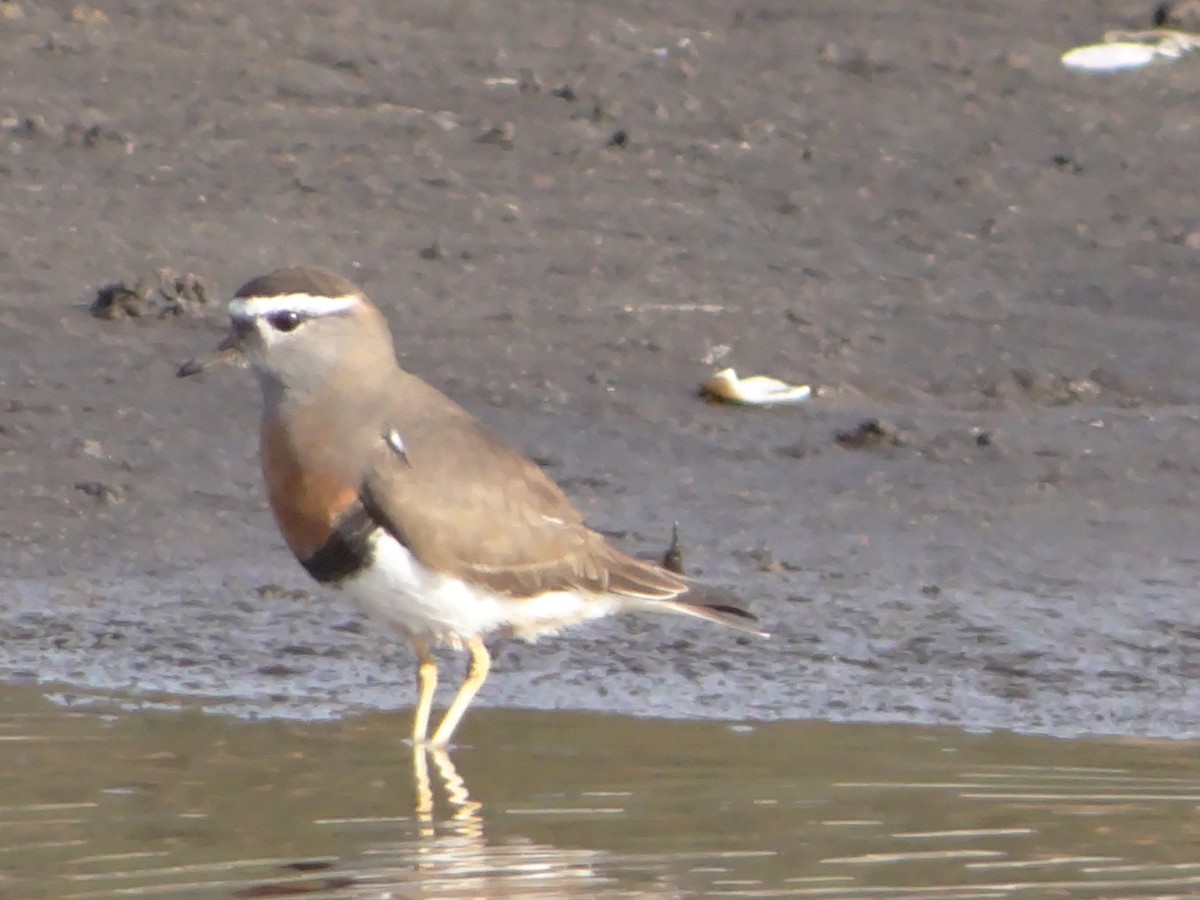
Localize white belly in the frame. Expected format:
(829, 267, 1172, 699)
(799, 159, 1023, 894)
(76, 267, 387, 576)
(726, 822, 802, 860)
(340, 530, 622, 648)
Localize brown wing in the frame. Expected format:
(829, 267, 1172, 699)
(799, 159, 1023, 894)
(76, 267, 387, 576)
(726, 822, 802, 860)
(360, 399, 688, 601)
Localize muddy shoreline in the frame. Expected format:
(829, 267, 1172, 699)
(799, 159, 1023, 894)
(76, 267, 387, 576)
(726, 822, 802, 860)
(4, 1, 1200, 738)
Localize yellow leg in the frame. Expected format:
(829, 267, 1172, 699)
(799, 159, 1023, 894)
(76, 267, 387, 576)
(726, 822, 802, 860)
(430, 636, 490, 747)
(411, 638, 437, 746)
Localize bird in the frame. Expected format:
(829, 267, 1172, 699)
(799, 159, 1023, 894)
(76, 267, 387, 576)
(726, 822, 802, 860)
(179, 266, 765, 747)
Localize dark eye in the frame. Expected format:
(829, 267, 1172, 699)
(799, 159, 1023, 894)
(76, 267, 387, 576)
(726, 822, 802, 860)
(267, 310, 305, 333)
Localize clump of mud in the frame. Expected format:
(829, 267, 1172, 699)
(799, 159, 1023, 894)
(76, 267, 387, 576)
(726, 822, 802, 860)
(89, 270, 213, 321)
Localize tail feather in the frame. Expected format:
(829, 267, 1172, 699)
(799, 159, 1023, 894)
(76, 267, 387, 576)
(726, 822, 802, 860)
(640, 596, 768, 638)
(604, 551, 690, 601)
(605, 548, 767, 637)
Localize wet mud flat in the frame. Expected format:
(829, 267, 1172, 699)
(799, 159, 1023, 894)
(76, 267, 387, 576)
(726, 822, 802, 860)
(4, 0, 1200, 781)
(4, 686, 1200, 898)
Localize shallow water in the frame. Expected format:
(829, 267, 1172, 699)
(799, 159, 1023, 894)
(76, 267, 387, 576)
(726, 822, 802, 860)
(3, 685, 1200, 898)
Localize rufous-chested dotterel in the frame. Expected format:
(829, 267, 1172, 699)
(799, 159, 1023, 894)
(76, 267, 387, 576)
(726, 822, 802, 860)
(180, 267, 765, 747)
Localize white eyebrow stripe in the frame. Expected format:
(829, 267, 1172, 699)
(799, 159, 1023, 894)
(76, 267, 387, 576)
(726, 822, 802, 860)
(228, 292, 359, 319)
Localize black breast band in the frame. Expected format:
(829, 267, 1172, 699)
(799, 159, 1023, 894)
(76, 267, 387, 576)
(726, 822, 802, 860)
(300, 502, 378, 583)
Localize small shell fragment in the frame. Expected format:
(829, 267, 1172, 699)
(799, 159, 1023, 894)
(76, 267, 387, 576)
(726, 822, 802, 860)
(1061, 41, 1161, 71)
(700, 368, 813, 406)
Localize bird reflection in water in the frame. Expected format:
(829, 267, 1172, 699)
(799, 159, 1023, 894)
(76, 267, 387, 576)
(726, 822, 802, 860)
(412, 744, 484, 844)
(235, 745, 621, 898)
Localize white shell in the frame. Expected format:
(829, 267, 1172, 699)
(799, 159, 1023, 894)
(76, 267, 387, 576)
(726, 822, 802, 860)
(700, 368, 813, 406)
(1061, 42, 1160, 72)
